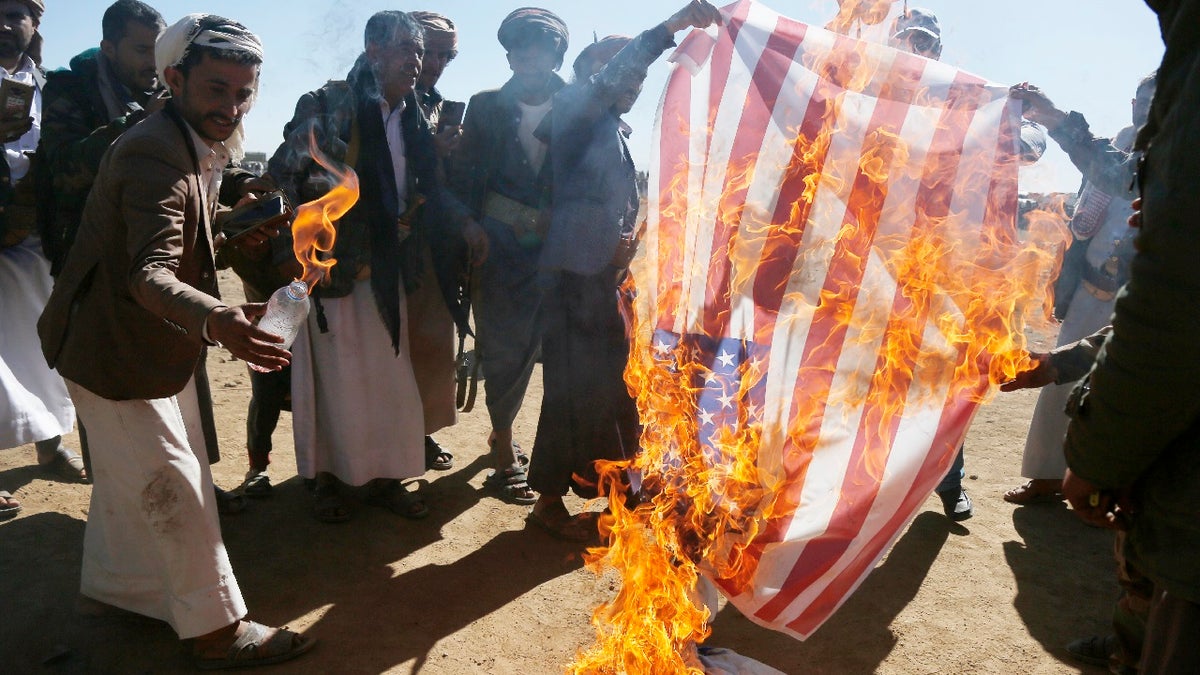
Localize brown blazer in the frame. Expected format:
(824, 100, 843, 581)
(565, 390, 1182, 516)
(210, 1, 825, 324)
(39, 108, 224, 401)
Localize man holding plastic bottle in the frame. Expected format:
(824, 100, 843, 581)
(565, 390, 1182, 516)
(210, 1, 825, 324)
(38, 14, 313, 667)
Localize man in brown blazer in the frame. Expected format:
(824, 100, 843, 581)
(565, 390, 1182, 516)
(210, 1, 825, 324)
(38, 14, 312, 668)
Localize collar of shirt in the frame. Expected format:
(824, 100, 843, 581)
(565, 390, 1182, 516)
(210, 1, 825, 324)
(182, 120, 231, 212)
(0, 54, 37, 80)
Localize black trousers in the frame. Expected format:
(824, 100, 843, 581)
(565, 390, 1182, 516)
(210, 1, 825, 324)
(528, 269, 639, 498)
(246, 365, 290, 471)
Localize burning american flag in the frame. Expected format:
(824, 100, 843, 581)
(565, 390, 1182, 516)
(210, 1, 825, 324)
(578, 1, 1054, 670)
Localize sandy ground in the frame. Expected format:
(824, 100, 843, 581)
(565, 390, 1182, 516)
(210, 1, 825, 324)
(1, 270, 1120, 674)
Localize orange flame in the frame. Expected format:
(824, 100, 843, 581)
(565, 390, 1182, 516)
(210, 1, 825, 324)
(572, 4, 1073, 673)
(291, 132, 360, 289)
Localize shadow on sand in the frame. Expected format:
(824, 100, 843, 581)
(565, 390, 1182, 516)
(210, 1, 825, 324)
(0, 454, 588, 673)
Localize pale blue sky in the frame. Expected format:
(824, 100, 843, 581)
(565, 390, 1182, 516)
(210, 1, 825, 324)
(41, 1, 1162, 194)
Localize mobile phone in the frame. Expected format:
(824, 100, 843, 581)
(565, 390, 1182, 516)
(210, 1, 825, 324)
(221, 191, 291, 244)
(437, 100, 466, 133)
(0, 78, 34, 122)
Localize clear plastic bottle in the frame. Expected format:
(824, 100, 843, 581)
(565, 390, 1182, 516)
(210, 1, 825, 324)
(249, 280, 310, 373)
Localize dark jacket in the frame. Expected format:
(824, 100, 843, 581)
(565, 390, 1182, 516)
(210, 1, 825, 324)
(1064, 0, 1200, 603)
(540, 25, 675, 276)
(449, 73, 566, 215)
(268, 56, 472, 345)
(1047, 112, 1138, 201)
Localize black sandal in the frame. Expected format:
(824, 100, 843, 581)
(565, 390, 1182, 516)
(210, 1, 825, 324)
(424, 436, 454, 471)
(312, 481, 350, 523)
(483, 463, 537, 505)
(366, 481, 430, 519)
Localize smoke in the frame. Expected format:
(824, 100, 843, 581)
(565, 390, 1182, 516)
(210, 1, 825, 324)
(299, 0, 362, 80)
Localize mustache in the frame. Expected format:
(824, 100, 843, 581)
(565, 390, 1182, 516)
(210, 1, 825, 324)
(205, 112, 241, 126)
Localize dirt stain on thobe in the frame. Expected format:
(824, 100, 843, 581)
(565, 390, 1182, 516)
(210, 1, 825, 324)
(141, 468, 183, 534)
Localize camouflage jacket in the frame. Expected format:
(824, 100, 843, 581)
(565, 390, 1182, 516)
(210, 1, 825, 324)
(37, 48, 150, 272)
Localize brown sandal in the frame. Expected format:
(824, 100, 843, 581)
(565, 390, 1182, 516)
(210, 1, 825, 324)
(1003, 479, 1063, 505)
(0, 490, 20, 520)
(366, 480, 429, 519)
(526, 507, 599, 543)
(312, 481, 351, 523)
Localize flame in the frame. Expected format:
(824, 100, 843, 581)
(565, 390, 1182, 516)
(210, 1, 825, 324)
(291, 132, 360, 289)
(572, 3, 1073, 673)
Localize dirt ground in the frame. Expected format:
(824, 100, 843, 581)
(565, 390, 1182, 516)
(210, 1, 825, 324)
(1, 270, 1120, 674)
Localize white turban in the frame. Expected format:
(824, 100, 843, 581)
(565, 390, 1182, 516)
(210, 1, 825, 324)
(155, 14, 264, 162)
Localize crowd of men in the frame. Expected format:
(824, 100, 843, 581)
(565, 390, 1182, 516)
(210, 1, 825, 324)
(1, 0, 720, 667)
(0, 0, 1196, 671)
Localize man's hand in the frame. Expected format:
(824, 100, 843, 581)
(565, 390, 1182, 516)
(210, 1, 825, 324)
(214, 191, 290, 260)
(1128, 197, 1142, 228)
(207, 304, 291, 371)
(1062, 468, 1126, 530)
(0, 115, 32, 143)
(999, 352, 1057, 391)
(1009, 83, 1067, 131)
(432, 126, 462, 159)
(238, 175, 278, 199)
(462, 219, 489, 267)
(665, 0, 723, 33)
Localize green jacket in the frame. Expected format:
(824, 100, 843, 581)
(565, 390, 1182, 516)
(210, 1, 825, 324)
(37, 48, 150, 273)
(1064, 0, 1200, 603)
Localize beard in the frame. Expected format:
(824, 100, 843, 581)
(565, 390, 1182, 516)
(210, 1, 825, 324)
(0, 36, 28, 61)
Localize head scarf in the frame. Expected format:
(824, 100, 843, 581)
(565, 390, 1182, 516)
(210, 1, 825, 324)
(155, 14, 264, 84)
(16, 0, 42, 16)
(497, 8, 568, 57)
(155, 14, 263, 161)
(572, 35, 630, 80)
(410, 11, 456, 50)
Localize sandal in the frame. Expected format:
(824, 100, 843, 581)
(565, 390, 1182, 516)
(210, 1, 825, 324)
(526, 508, 599, 543)
(194, 620, 315, 670)
(1003, 479, 1063, 505)
(312, 481, 351, 523)
(487, 437, 530, 468)
(483, 463, 537, 505)
(424, 436, 454, 471)
(365, 480, 430, 520)
(40, 446, 88, 484)
(241, 471, 273, 498)
(0, 490, 20, 520)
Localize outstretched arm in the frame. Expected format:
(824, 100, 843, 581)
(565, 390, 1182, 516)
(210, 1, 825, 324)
(1010, 83, 1136, 197)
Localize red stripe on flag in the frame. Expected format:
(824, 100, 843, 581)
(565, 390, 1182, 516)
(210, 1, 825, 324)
(699, 17, 811, 338)
(718, 52, 930, 604)
(749, 31, 858, 344)
(783, 365, 985, 636)
(705, 1, 754, 165)
(982, 103, 1020, 249)
(655, 58, 697, 333)
(754, 72, 992, 625)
